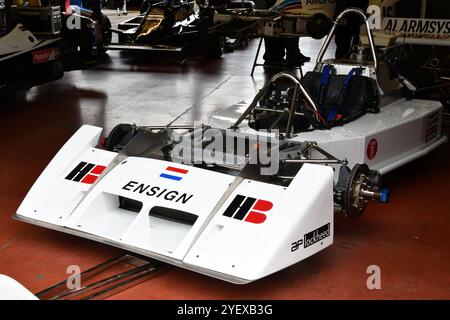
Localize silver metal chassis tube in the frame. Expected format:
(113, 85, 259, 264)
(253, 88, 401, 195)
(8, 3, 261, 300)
(231, 72, 320, 130)
(316, 7, 378, 71)
(269, 108, 289, 131)
(140, 125, 195, 130)
(230, 81, 274, 129)
(283, 159, 343, 164)
(311, 143, 342, 161)
(285, 83, 300, 138)
(255, 107, 304, 116)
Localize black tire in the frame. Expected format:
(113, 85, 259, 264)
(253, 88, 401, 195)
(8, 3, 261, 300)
(101, 14, 112, 50)
(200, 32, 223, 59)
(140, 0, 150, 14)
(440, 90, 450, 112)
(104, 124, 137, 151)
(61, 34, 80, 70)
(228, 0, 255, 9)
(306, 13, 332, 40)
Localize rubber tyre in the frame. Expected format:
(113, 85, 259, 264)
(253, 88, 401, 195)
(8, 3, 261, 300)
(200, 33, 223, 59)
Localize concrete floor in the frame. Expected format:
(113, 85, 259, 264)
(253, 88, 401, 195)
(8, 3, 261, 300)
(0, 12, 449, 299)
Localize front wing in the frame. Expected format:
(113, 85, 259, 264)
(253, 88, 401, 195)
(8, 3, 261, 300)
(15, 125, 334, 283)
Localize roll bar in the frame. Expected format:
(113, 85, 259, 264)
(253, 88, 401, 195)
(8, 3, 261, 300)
(316, 7, 378, 71)
(230, 72, 319, 138)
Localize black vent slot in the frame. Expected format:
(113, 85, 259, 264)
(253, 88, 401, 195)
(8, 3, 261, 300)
(119, 196, 143, 213)
(149, 206, 198, 226)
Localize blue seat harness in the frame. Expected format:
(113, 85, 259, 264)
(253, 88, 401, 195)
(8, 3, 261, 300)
(318, 65, 364, 124)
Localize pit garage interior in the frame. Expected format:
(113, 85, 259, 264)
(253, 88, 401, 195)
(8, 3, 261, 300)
(0, 0, 449, 300)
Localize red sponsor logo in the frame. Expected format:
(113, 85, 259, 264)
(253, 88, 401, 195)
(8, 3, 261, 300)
(366, 138, 378, 160)
(32, 48, 61, 64)
(223, 194, 273, 224)
(65, 162, 106, 184)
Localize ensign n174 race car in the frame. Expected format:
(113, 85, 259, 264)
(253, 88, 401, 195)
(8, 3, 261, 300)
(14, 9, 447, 283)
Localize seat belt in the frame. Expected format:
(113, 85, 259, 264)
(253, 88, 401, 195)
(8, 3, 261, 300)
(326, 67, 364, 123)
(318, 64, 332, 114)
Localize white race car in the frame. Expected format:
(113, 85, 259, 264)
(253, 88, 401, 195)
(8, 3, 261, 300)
(15, 9, 446, 284)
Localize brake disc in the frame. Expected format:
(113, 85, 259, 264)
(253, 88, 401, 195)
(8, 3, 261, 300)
(343, 163, 370, 219)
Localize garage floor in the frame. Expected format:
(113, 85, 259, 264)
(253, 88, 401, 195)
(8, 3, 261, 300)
(0, 11, 449, 300)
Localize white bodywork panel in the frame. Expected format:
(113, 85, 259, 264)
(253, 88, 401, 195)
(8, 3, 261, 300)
(185, 166, 333, 282)
(209, 97, 447, 175)
(0, 24, 60, 62)
(0, 275, 38, 300)
(65, 156, 236, 261)
(15, 125, 334, 284)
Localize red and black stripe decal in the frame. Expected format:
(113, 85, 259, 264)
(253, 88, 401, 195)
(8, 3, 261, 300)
(223, 194, 272, 224)
(65, 162, 106, 184)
